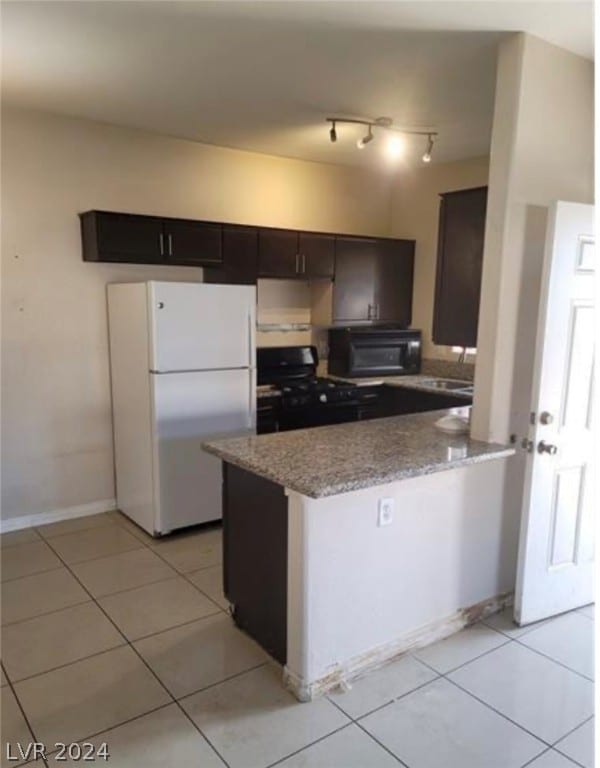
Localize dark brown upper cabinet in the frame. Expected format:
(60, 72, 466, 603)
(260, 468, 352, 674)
(204, 225, 258, 285)
(80, 211, 164, 264)
(165, 219, 222, 266)
(333, 237, 415, 326)
(299, 232, 335, 278)
(374, 239, 415, 325)
(432, 186, 488, 348)
(258, 228, 299, 278)
(257, 229, 335, 279)
(80, 211, 223, 267)
(333, 237, 378, 322)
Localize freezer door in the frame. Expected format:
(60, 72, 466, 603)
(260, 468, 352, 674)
(148, 282, 256, 372)
(151, 368, 255, 533)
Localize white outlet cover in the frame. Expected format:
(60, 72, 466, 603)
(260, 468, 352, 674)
(378, 497, 394, 526)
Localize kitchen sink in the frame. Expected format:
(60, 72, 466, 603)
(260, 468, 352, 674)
(420, 378, 474, 393)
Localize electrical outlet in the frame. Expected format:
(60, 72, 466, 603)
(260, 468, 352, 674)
(377, 497, 394, 527)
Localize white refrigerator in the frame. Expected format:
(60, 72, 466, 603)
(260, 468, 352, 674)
(107, 281, 256, 536)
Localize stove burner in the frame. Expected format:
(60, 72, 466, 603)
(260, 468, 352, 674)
(257, 346, 361, 413)
(279, 377, 359, 408)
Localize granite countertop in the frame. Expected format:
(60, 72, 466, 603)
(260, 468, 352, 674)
(328, 374, 474, 399)
(203, 410, 514, 499)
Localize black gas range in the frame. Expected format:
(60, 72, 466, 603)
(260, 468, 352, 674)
(256, 346, 368, 433)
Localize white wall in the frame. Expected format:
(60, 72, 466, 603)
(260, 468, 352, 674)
(285, 457, 516, 696)
(1, 107, 393, 523)
(389, 157, 489, 360)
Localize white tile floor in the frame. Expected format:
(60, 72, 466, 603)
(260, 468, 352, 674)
(0, 513, 595, 768)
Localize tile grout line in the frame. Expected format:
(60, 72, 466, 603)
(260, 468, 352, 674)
(512, 637, 595, 682)
(326, 670, 444, 723)
(98, 514, 227, 602)
(443, 674, 555, 749)
(552, 747, 588, 768)
(2, 597, 94, 628)
(262, 722, 357, 768)
(0, 564, 66, 585)
(411, 634, 513, 677)
(325, 695, 411, 768)
(37, 532, 234, 768)
(5, 641, 129, 686)
(518, 747, 555, 768)
(41, 702, 179, 760)
(38, 515, 226, 610)
(114, 518, 229, 613)
(1, 659, 48, 766)
(551, 713, 594, 746)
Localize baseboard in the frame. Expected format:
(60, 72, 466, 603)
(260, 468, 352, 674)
(0, 499, 117, 533)
(283, 591, 513, 702)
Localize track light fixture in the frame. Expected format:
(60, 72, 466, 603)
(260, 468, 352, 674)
(356, 125, 373, 149)
(326, 116, 438, 163)
(422, 134, 434, 163)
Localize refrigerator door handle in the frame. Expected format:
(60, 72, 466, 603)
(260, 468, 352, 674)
(249, 369, 255, 429)
(247, 311, 253, 369)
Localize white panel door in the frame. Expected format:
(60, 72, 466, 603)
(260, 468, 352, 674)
(515, 202, 595, 624)
(151, 368, 255, 534)
(148, 282, 256, 372)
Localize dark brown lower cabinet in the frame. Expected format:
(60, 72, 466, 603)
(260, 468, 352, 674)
(223, 463, 287, 664)
(433, 187, 488, 348)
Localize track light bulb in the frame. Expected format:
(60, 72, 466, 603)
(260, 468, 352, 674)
(329, 122, 337, 143)
(357, 126, 373, 149)
(422, 135, 434, 163)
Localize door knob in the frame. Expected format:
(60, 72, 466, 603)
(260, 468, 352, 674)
(540, 411, 554, 425)
(537, 440, 558, 455)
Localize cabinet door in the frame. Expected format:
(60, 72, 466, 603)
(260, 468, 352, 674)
(165, 219, 222, 266)
(333, 237, 377, 322)
(432, 187, 488, 348)
(81, 211, 164, 263)
(299, 232, 335, 278)
(374, 239, 415, 325)
(205, 225, 258, 285)
(258, 228, 299, 278)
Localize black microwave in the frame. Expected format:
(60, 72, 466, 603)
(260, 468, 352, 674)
(328, 328, 421, 378)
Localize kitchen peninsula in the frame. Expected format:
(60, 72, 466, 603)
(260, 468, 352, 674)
(204, 409, 516, 701)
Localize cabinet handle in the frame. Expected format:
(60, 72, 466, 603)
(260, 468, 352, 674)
(367, 304, 373, 320)
(159, 233, 164, 257)
(295, 254, 299, 274)
(375, 304, 380, 319)
(168, 233, 173, 257)
(302, 254, 306, 273)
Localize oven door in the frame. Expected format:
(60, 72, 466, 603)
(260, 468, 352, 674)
(348, 336, 419, 377)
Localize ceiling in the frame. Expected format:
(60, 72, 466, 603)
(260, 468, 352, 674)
(1, 1, 593, 170)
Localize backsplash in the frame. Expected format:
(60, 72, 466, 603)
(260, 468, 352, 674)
(421, 358, 475, 381)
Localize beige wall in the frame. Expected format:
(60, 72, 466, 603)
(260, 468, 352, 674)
(472, 34, 594, 443)
(1, 107, 393, 523)
(389, 157, 489, 359)
(469, 33, 593, 578)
